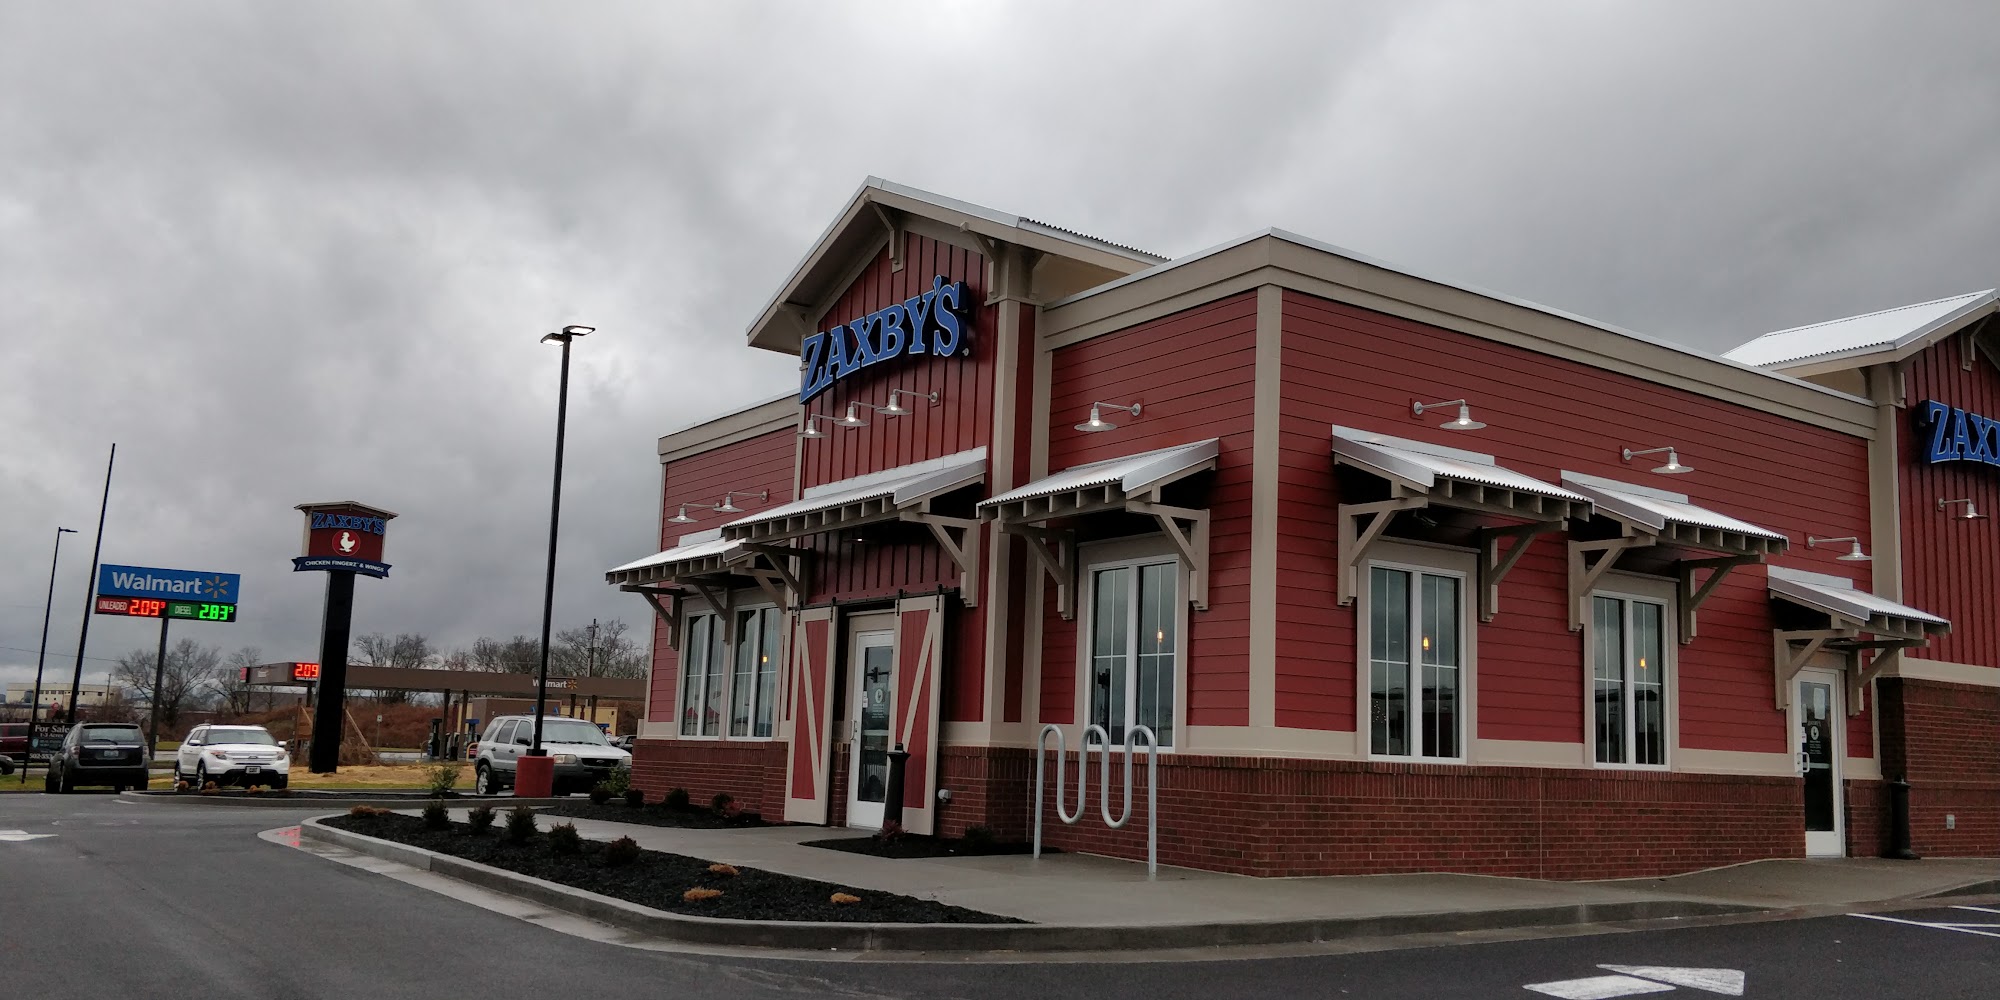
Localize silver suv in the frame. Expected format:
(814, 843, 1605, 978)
(471, 715, 630, 796)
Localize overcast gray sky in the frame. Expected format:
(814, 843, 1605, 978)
(5, 1, 1998, 694)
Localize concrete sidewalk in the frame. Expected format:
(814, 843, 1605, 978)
(447, 808, 2000, 927)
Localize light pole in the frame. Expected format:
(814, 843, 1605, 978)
(67, 443, 116, 723)
(519, 324, 591, 797)
(22, 527, 77, 783)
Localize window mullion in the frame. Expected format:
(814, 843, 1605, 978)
(1407, 578, 1421, 759)
(1126, 562, 1141, 741)
(1624, 604, 1637, 764)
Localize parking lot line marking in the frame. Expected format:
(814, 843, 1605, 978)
(1523, 974, 1676, 999)
(1850, 912, 2000, 939)
(0, 830, 55, 842)
(1950, 905, 2000, 916)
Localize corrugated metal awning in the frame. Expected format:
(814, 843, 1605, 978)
(1769, 566, 1950, 638)
(978, 439, 1219, 520)
(1331, 427, 1592, 521)
(722, 449, 986, 544)
(1562, 473, 1788, 556)
(603, 534, 747, 587)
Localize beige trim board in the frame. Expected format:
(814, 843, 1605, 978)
(1845, 756, 1883, 781)
(1888, 657, 2000, 688)
(658, 395, 799, 463)
(1184, 724, 1361, 759)
(1675, 748, 1794, 777)
(1039, 235, 1877, 438)
(1473, 739, 1586, 768)
(1864, 364, 1903, 600)
(1248, 284, 1283, 729)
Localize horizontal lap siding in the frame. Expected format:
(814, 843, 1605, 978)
(1279, 292, 1871, 754)
(1042, 292, 1260, 727)
(647, 430, 796, 724)
(1899, 340, 2000, 671)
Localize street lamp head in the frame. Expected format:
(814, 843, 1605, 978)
(562, 325, 595, 337)
(58, 527, 77, 534)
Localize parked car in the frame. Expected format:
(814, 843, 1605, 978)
(609, 734, 635, 751)
(43, 723, 149, 793)
(471, 715, 630, 796)
(175, 724, 290, 789)
(1, 722, 26, 773)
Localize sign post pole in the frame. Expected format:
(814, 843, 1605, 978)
(290, 500, 396, 774)
(145, 615, 172, 762)
(66, 443, 116, 724)
(308, 571, 356, 773)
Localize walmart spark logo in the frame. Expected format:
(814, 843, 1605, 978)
(202, 576, 232, 601)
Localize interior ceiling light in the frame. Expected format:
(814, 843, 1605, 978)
(1806, 535, 1870, 562)
(878, 389, 939, 416)
(1075, 401, 1143, 433)
(1411, 398, 1485, 431)
(1939, 498, 1988, 521)
(1622, 446, 1692, 475)
(712, 490, 769, 514)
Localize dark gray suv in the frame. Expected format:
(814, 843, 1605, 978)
(472, 716, 630, 795)
(44, 723, 149, 793)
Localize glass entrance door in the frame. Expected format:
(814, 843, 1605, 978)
(846, 631, 895, 830)
(1797, 671, 1844, 857)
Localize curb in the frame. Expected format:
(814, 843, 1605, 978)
(298, 817, 1765, 954)
(123, 792, 577, 809)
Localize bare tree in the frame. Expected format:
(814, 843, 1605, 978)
(553, 619, 648, 679)
(111, 638, 220, 731)
(351, 633, 435, 703)
(210, 646, 264, 715)
(472, 635, 541, 673)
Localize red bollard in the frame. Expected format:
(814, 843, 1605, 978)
(515, 753, 554, 798)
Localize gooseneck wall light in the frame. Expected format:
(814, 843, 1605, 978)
(1622, 446, 1693, 475)
(878, 389, 938, 416)
(1411, 398, 1485, 431)
(667, 503, 719, 524)
(1075, 401, 1143, 433)
(1939, 498, 1988, 520)
(713, 490, 769, 514)
(1805, 535, 1871, 562)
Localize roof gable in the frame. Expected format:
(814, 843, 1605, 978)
(1722, 290, 1998, 374)
(745, 178, 1163, 354)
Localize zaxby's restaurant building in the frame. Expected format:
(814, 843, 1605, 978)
(606, 178, 1998, 878)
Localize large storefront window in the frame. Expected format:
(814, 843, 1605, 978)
(1369, 565, 1462, 760)
(679, 613, 724, 737)
(1089, 559, 1178, 748)
(1591, 595, 1667, 766)
(730, 606, 782, 738)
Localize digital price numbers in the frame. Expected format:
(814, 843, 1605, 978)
(94, 596, 237, 623)
(291, 662, 321, 681)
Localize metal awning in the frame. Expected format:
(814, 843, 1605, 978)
(604, 535, 747, 587)
(604, 531, 804, 644)
(1330, 428, 1593, 619)
(979, 439, 1220, 617)
(718, 449, 987, 605)
(1560, 473, 1789, 640)
(1768, 566, 1950, 714)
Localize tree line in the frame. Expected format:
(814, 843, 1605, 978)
(106, 618, 650, 727)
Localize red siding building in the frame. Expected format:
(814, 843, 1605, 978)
(601, 179, 1990, 878)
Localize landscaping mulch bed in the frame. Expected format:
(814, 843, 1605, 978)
(804, 834, 1046, 860)
(536, 800, 769, 830)
(323, 812, 1018, 924)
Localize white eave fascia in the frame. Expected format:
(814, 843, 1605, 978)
(1756, 292, 2000, 375)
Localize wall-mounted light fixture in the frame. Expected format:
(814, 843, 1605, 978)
(1621, 446, 1693, 475)
(834, 401, 870, 428)
(878, 389, 939, 416)
(713, 490, 769, 514)
(1075, 401, 1142, 433)
(799, 401, 873, 439)
(1411, 398, 1485, 431)
(1805, 535, 1870, 562)
(667, 503, 719, 524)
(1938, 498, 1988, 520)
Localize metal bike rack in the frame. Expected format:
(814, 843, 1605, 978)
(1033, 722, 1158, 877)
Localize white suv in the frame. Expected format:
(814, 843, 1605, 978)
(175, 724, 291, 789)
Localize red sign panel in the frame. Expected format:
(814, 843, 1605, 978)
(292, 662, 321, 681)
(95, 596, 166, 618)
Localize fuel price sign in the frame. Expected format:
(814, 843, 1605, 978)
(94, 596, 237, 623)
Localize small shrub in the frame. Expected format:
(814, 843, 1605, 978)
(962, 825, 996, 851)
(424, 762, 463, 796)
(200, 781, 220, 795)
(603, 836, 641, 866)
(707, 863, 739, 876)
(548, 822, 582, 855)
(683, 887, 723, 902)
(348, 804, 389, 817)
(174, 780, 190, 793)
(623, 789, 644, 808)
(244, 785, 262, 796)
(588, 784, 612, 806)
(600, 767, 631, 796)
(663, 787, 691, 811)
(467, 804, 496, 834)
(875, 819, 905, 844)
(505, 805, 537, 843)
(830, 892, 861, 905)
(422, 799, 450, 830)
(710, 792, 734, 814)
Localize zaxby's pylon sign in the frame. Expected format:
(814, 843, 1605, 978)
(293, 501, 396, 773)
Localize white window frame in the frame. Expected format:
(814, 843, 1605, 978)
(727, 602, 784, 740)
(1075, 535, 1189, 752)
(678, 594, 785, 742)
(1355, 541, 1476, 765)
(678, 608, 725, 739)
(1584, 574, 1677, 771)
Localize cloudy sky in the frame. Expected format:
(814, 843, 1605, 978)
(5, 1, 1998, 695)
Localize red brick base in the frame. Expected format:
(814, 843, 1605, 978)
(629, 739, 785, 816)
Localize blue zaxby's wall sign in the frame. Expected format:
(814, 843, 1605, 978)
(1918, 400, 2000, 467)
(97, 565, 242, 604)
(798, 274, 973, 403)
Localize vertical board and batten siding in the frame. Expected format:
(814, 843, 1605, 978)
(1041, 291, 1260, 727)
(1898, 338, 2000, 671)
(795, 233, 999, 721)
(1277, 291, 1873, 755)
(644, 429, 796, 723)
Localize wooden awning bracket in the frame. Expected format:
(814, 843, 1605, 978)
(1772, 628, 1853, 709)
(1677, 554, 1760, 644)
(620, 585, 681, 650)
(871, 203, 905, 272)
(1337, 497, 1430, 605)
(1566, 534, 1653, 630)
(1009, 523, 1077, 620)
(901, 511, 983, 607)
(1127, 500, 1211, 610)
(1478, 521, 1566, 622)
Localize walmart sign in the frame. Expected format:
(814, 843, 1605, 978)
(97, 565, 241, 604)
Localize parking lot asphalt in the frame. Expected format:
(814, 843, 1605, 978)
(3, 793, 1996, 999)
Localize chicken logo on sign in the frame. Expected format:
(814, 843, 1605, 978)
(338, 531, 358, 554)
